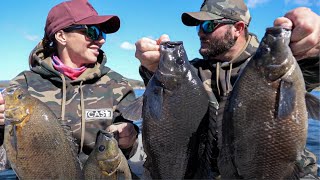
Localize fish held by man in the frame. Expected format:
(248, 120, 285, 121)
(83, 130, 132, 179)
(218, 26, 320, 179)
(130, 41, 209, 179)
(2, 85, 83, 179)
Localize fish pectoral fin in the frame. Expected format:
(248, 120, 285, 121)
(305, 92, 320, 120)
(119, 96, 143, 121)
(148, 87, 163, 121)
(277, 80, 295, 119)
(8, 125, 18, 153)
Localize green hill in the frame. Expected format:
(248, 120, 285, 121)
(127, 78, 145, 89)
(0, 80, 9, 88)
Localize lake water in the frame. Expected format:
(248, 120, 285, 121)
(0, 88, 318, 177)
(307, 91, 320, 176)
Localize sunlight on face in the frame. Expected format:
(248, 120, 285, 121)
(63, 31, 106, 68)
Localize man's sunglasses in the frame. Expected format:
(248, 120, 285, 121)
(63, 25, 106, 41)
(196, 19, 237, 34)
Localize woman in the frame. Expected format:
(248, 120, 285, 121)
(0, 0, 138, 165)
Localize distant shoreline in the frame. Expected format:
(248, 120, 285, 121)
(0, 80, 9, 88)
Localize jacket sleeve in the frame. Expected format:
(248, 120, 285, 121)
(298, 57, 320, 92)
(297, 148, 319, 178)
(139, 66, 154, 86)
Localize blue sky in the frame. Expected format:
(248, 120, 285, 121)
(0, 0, 319, 81)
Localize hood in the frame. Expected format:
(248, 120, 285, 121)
(28, 40, 110, 83)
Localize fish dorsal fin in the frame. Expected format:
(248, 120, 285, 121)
(120, 96, 143, 121)
(305, 92, 320, 120)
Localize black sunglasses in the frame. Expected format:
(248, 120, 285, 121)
(63, 25, 106, 41)
(196, 19, 237, 34)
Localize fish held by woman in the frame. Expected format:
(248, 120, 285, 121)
(2, 85, 83, 179)
(83, 130, 132, 180)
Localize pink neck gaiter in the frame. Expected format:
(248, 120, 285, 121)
(52, 55, 87, 80)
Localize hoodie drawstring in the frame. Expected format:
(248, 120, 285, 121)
(226, 63, 233, 94)
(60, 74, 67, 121)
(79, 81, 85, 154)
(60, 75, 85, 155)
(216, 62, 221, 96)
(214, 36, 251, 96)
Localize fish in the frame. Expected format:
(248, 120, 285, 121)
(2, 85, 83, 179)
(83, 130, 132, 180)
(217, 26, 320, 179)
(132, 41, 209, 179)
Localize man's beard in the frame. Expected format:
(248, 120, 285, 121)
(199, 28, 236, 60)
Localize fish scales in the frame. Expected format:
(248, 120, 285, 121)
(218, 27, 307, 179)
(83, 130, 132, 180)
(142, 41, 209, 179)
(3, 85, 83, 179)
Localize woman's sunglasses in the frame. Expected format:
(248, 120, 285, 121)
(63, 25, 106, 41)
(196, 19, 237, 34)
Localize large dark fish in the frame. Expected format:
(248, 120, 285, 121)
(139, 41, 209, 179)
(2, 85, 83, 179)
(218, 27, 320, 179)
(83, 130, 132, 179)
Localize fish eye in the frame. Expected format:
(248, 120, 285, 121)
(17, 94, 24, 100)
(98, 145, 106, 152)
(176, 57, 184, 65)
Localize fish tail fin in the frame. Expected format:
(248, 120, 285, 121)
(119, 96, 143, 121)
(305, 92, 320, 120)
(59, 120, 82, 168)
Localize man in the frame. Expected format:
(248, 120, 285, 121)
(135, 0, 320, 178)
(0, 0, 138, 173)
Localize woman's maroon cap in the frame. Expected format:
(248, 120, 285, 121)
(44, 0, 120, 39)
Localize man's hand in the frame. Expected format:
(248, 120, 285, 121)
(106, 122, 138, 149)
(135, 34, 170, 72)
(274, 7, 320, 60)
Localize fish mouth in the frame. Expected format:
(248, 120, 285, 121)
(98, 153, 121, 174)
(1, 84, 21, 98)
(160, 41, 183, 47)
(4, 106, 28, 124)
(99, 153, 121, 164)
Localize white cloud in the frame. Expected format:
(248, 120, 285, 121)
(293, 0, 312, 6)
(120, 41, 136, 50)
(24, 34, 40, 42)
(285, 0, 313, 6)
(246, 0, 270, 8)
